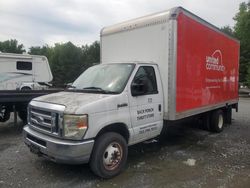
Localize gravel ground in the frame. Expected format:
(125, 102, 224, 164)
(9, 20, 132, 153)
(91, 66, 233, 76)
(0, 98, 250, 188)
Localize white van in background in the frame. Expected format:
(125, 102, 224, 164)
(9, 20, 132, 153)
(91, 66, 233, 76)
(0, 53, 53, 90)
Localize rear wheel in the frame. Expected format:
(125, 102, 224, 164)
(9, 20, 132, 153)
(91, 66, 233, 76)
(210, 110, 224, 133)
(90, 132, 127, 178)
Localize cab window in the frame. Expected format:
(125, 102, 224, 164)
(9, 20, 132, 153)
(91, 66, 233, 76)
(131, 66, 158, 96)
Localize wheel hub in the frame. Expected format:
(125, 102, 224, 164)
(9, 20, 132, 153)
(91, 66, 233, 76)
(218, 114, 223, 129)
(103, 142, 122, 170)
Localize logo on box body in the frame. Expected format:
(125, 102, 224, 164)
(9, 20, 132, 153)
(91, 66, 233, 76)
(205, 50, 225, 72)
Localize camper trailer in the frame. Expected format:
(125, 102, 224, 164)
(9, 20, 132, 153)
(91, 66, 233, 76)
(0, 53, 53, 90)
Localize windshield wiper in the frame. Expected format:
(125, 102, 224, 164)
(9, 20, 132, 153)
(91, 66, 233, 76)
(82, 87, 118, 94)
(83, 86, 104, 91)
(66, 85, 76, 89)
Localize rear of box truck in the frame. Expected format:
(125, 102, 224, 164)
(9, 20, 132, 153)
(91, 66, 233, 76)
(174, 11, 239, 119)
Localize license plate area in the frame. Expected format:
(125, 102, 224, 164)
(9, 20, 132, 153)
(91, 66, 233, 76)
(27, 134, 47, 147)
(29, 143, 41, 155)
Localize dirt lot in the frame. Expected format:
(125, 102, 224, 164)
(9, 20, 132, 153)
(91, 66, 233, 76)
(0, 98, 250, 188)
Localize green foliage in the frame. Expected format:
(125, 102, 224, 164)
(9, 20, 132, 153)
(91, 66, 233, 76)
(49, 42, 81, 87)
(220, 25, 234, 37)
(29, 45, 52, 57)
(82, 41, 100, 68)
(28, 41, 100, 87)
(247, 66, 250, 85)
(234, 2, 250, 48)
(234, 1, 250, 86)
(0, 39, 25, 53)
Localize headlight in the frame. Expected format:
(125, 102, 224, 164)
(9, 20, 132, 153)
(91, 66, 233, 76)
(63, 114, 88, 140)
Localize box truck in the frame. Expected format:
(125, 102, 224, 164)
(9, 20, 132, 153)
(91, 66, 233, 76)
(23, 7, 239, 178)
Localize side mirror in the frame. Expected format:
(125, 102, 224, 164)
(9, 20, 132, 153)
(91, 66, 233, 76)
(131, 82, 147, 96)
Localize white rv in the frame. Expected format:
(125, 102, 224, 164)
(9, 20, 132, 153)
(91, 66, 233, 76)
(0, 53, 53, 90)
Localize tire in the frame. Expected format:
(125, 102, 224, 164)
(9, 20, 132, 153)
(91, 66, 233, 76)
(202, 112, 210, 131)
(90, 132, 128, 178)
(21, 86, 31, 91)
(0, 106, 10, 122)
(210, 110, 224, 133)
(18, 110, 27, 123)
(224, 107, 232, 125)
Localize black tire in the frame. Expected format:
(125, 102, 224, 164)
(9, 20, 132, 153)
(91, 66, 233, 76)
(0, 106, 11, 122)
(224, 107, 232, 125)
(90, 132, 128, 178)
(202, 112, 211, 131)
(210, 110, 224, 133)
(21, 86, 31, 91)
(0, 110, 10, 122)
(18, 110, 27, 123)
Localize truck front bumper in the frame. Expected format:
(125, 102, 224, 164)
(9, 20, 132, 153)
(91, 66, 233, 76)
(23, 125, 94, 164)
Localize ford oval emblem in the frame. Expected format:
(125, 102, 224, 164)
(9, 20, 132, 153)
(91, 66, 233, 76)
(37, 116, 44, 124)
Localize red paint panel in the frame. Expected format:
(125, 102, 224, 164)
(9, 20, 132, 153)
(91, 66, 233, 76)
(176, 13, 239, 113)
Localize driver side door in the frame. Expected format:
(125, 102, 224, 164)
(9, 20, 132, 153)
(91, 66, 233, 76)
(128, 65, 163, 143)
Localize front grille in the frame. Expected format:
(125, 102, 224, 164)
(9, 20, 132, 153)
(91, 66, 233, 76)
(29, 106, 59, 135)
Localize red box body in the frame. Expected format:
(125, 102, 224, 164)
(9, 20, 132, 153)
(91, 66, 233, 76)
(176, 13, 239, 113)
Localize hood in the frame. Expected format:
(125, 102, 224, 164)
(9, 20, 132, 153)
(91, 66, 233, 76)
(33, 91, 117, 114)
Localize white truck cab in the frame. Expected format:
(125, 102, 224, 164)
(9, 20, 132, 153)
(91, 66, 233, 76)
(23, 62, 164, 178)
(23, 7, 239, 178)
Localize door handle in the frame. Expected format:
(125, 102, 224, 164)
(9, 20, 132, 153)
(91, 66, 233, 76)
(158, 104, 161, 112)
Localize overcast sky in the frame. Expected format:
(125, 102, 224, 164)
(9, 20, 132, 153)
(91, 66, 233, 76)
(0, 0, 244, 48)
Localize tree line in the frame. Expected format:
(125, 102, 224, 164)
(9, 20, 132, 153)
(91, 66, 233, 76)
(220, 1, 250, 87)
(0, 1, 250, 87)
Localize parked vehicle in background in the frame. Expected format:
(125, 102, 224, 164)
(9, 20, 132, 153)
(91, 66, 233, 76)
(23, 7, 240, 178)
(0, 53, 52, 90)
(0, 53, 61, 123)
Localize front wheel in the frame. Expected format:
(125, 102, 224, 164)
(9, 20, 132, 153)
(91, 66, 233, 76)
(90, 132, 128, 178)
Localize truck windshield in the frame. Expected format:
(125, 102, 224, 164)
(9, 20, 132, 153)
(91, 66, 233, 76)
(72, 64, 135, 94)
